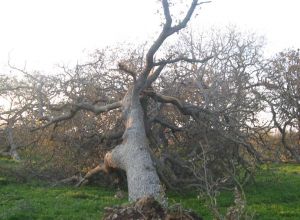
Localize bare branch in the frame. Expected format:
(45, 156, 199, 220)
(153, 117, 184, 132)
(145, 64, 167, 87)
(118, 63, 137, 81)
(140, 0, 202, 88)
(153, 55, 213, 66)
(145, 90, 209, 116)
(171, 0, 200, 33)
(162, 0, 172, 27)
(75, 101, 122, 115)
(8, 61, 36, 81)
(32, 101, 122, 131)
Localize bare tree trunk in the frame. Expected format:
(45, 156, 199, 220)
(106, 89, 164, 203)
(285, 144, 300, 163)
(6, 121, 20, 161)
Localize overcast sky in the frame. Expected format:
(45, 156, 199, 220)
(0, 0, 299, 73)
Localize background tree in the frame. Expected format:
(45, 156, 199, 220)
(262, 49, 300, 162)
(0, 74, 35, 160)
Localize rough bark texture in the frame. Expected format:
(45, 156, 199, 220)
(109, 89, 164, 203)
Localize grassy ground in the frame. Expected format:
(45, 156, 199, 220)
(1, 159, 300, 220)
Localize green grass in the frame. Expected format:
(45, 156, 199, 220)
(0, 184, 126, 220)
(1, 158, 300, 220)
(245, 164, 300, 219)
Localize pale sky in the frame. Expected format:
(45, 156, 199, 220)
(0, 0, 299, 73)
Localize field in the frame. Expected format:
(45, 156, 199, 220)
(1, 158, 300, 220)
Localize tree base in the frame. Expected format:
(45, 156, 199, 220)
(103, 197, 203, 220)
